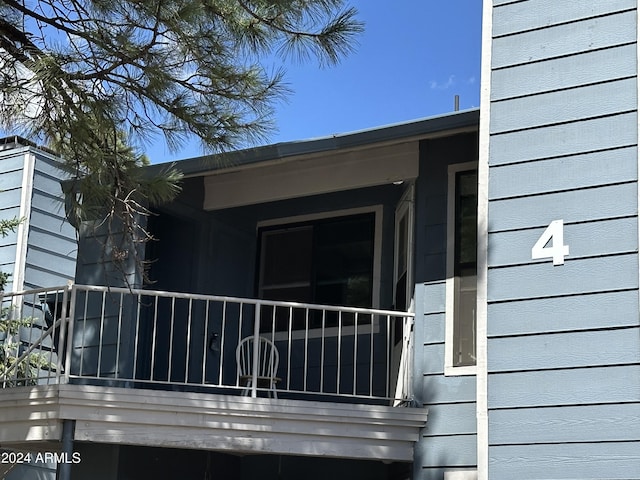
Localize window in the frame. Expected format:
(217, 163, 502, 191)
(445, 163, 478, 374)
(258, 213, 376, 331)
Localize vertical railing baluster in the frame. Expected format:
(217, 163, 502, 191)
(78, 289, 89, 377)
(303, 308, 309, 393)
(270, 305, 276, 341)
(132, 293, 141, 381)
(320, 309, 326, 394)
(337, 311, 342, 394)
(42, 291, 54, 385)
(114, 292, 124, 379)
(286, 306, 293, 391)
(202, 300, 210, 386)
(150, 295, 159, 381)
(369, 313, 375, 397)
(235, 302, 244, 388)
(167, 296, 176, 382)
(251, 302, 261, 398)
(218, 300, 227, 386)
(56, 285, 70, 384)
(185, 298, 193, 384)
(36, 291, 47, 384)
(27, 291, 42, 384)
(96, 291, 107, 379)
(352, 312, 358, 396)
(386, 314, 391, 398)
(63, 284, 76, 383)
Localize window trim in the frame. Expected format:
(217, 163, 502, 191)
(257, 206, 383, 339)
(393, 184, 415, 311)
(445, 162, 478, 376)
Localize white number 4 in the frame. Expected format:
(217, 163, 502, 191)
(531, 219, 569, 266)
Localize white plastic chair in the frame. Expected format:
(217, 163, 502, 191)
(236, 336, 280, 398)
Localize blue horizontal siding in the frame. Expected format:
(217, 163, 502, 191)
(492, 44, 637, 101)
(420, 374, 476, 404)
(488, 217, 638, 267)
(415, 434, 477, 468)
(490, 78, 637, 134)
(0, 151, 28, 170)
(24, 265, 74, 289)
(0, 245, 18, 266)
(33, 170, 65, 198)
(422, 281, 446, 314)
(490, 403, 640, 444)
(422, 312, 446, 344)
(0, 168, 23, 191)
(28, 230, 77, 259)
(489, 328, 640, 372)
(488, 182, 637, 232)
(489, 442, 640, 479)
(487, 1, 640, 478)
(492, 0, 636, 37)
(490, 112, 637, 165)
(488, 365, 640, 408)
(424, 402, 477, 437)
(488, 253, 638, 302)
(489, 147, 637, 200)
(492, 10, 636, 69)
(421, 343, 447, 375)
(488, 289, 639, 336)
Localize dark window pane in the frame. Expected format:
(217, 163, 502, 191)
(453, 169, 478, 367)
(258, 213, 375, 331)
(261, 227, 313, 287)
(455, 171, 478, 270)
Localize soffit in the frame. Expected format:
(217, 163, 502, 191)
(203, 140, 419, 210)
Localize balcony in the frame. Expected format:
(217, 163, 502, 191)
(0, 284, 426, 462)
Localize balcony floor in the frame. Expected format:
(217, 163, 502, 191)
(0, 384, 427, 462)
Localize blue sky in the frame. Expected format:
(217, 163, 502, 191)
(150, 0, 483, 163)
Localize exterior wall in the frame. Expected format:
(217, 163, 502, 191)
(483, 1, 640, 478)
(25, 151, 77, 288)
(0, 145, 76, 291)
(149, 180, 404, 305)
(413, 132, 478, 479)
(0, 144, 76, 479)
(0, 147, 25, 292)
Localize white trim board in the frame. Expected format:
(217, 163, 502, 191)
(476, 0, 494, 478)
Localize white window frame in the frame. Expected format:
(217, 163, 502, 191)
(393, 183, 415, 311)
(257, 205, 383, 340)
(445, 162, 478, 376)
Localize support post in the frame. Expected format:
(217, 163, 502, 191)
(56, 420, 75, 480)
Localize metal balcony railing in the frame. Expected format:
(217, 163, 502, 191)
(0, 284, 414, 403)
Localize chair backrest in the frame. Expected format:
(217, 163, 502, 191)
(236, 336, 279, 380)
